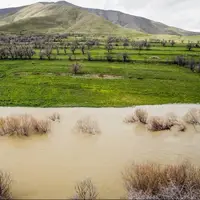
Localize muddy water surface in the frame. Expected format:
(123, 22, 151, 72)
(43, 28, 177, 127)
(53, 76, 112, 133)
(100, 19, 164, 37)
(0, 104, 200, 199)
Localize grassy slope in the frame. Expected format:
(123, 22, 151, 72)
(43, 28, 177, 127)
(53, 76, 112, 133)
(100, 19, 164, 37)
(0, 60, 199, 107)
(0, 3, 144, 36)
(1, 3, 200, 40)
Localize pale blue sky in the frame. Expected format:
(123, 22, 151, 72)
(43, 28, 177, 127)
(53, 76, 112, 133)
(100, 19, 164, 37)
(0, 0, 199, 31)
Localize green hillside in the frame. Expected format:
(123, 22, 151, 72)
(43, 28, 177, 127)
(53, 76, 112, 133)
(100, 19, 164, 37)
(0, 3, 145, 36)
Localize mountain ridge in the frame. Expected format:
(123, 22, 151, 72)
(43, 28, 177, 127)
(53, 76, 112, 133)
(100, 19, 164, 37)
(0, 1, 199, 36)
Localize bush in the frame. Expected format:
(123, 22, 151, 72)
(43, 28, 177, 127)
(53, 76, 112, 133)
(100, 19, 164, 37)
(147, 114, 186, 132)
(183, 108, 200, 125)
(31, 118, 50, 134)
(124, 108, 148, 124)
(106, 53, 113, 62)
(71, 63, 82, 75)
(134, 109, 148, 124)
(124, 115, 138, 124)
(122, 53, 129, 62)
(174, 56, 187, 66)
(187, 43, 193, 51)
(127, 108, 148, 124)
(147, 116, 171, 131)
(74, 179, 98, 200)
(128, 183, 200, 200)
(0, 115, 51, 137)
(49, 112, 60, 122)
(123, 161, 200, 199)
(166, 113, 186, 132)
(0, 171, 12, 199)
(75, 117, 101, 135)
(87, 52, 92, 61)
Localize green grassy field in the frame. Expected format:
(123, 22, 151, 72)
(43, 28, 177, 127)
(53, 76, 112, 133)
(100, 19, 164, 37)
(0, 34, 200, 107)
(0, 58, 200, 107)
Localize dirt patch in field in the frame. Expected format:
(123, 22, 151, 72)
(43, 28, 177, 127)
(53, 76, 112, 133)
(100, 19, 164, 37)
(72, 74, 123, 79)
(28, 72, 123, 79)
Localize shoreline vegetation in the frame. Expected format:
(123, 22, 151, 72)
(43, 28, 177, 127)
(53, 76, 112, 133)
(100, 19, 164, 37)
(124, 107, 200, 132)
(2, 161, 200, 199)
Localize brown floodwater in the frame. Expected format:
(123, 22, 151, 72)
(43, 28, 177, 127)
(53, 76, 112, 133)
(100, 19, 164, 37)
(0, 104, 200, 199)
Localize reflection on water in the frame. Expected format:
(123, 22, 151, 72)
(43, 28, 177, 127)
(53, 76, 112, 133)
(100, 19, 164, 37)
(0, 104, 199, 199)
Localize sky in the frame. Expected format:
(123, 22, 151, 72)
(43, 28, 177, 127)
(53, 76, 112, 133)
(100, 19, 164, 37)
(0, 0, 199, 31)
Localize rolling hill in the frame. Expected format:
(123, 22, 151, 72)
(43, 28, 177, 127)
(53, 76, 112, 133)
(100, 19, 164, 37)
(0, 1, 199, 36)
(0, 3, 144, 35)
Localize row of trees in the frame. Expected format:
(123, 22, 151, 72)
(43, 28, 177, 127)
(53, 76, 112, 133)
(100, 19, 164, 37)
(1, 33, 200, 53)
(0, 45, 35, 59)
(174, 55, 200, 73)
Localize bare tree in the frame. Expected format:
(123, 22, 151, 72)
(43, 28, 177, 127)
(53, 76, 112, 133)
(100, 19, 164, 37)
(105, 43, 113, 53)
(71, 62, 82, 75)
(171, 40, 175, 47)
(131, 40, 136, 49)
(56, 46, 60, 55)
(87, 52, 92, 61)
(187, 43, 193, 51)
(161, 40, 167, 47)
(45, 45, 53, 60)
(106, 53, 113, 62)
(189, 59, 195, 72)
(70, 45, 76, 55)
(64, 45, 67, 55)
(81, 45, 85, 55)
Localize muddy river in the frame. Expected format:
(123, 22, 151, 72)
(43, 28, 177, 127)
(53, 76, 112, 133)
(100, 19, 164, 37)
(0, 104, 199, 199)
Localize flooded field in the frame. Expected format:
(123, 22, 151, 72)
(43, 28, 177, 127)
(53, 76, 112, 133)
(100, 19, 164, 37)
(0, 104, 200, 199)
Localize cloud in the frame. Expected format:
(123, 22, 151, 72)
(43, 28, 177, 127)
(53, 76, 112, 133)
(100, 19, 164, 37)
(115, 0, 200, 31)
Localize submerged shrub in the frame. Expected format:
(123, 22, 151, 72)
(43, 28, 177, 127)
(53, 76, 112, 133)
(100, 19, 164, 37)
(74, 178, 98, 200)
(124, 114, 138, 124)
(31, 118, 50, 134)
(124, 108, 148, 124)
(75, 117, 101, 135)
(147, 116, 169, 131)
(134, 108, 148, 124)
(128, 183, 200, 200)
(0, 115, 51, 137)
(123, 161, 200, 199)
(49, 112, 60, 122)
(183, 108, 200, 125)
(0, 171, 12, 200)
(147, 114, 186, 132)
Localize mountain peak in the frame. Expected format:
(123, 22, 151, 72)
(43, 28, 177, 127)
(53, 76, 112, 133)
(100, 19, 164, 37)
(0, 1, 199, 36)
(56, 1, 75, 6)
